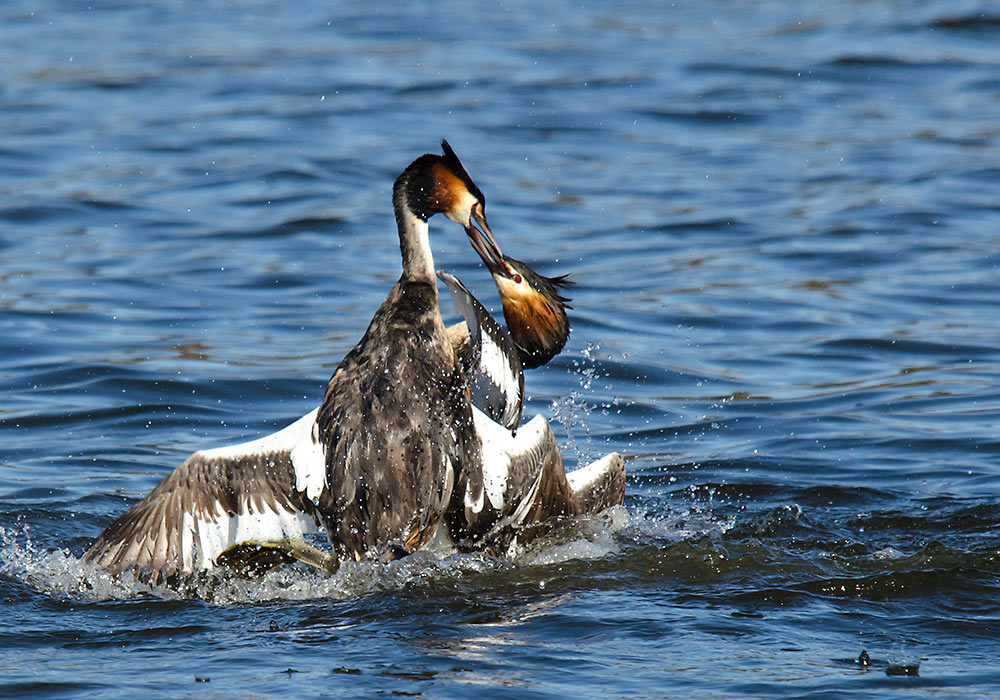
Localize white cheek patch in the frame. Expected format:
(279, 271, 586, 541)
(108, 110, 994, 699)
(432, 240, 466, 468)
(444, 188, 478, 226)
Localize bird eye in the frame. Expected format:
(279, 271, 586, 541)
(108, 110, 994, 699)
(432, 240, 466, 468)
(512, 274, 522, 284)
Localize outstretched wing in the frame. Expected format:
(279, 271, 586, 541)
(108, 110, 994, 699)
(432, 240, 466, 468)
(438, 270, 524, 432)
(84, 409, 327, 583)
(456, 406, 626, 552)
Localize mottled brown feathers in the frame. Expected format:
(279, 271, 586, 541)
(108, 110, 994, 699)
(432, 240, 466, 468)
(83, 143, 627, 584)
(315, 280, 482, 560)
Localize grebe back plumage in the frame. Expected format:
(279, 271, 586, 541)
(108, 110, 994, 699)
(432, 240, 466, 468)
(313, 142, 494, 560)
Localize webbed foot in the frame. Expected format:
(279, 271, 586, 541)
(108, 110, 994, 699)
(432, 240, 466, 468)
(217, 538, 339, 579)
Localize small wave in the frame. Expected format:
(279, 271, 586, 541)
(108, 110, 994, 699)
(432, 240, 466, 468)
(516, 505, 630, 566)
(637, 108, 761, 125)
(628, 502, 736, 542)
(929, 15, 1000, 32)
(0, 525, 508, 604)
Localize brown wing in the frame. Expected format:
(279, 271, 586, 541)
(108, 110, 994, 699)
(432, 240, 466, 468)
(453, 406, 625, 553)
(84, 410, 324, 583)
(439, 270, 524, 432)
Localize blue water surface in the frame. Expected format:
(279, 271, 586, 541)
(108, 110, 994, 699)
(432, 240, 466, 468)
(3, 1, 1000, 698)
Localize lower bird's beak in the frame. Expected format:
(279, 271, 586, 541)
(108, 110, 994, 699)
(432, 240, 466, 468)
(464, 209, 508, 277)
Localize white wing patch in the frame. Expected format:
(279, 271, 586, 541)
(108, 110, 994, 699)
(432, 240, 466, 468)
(191, 499, 319, 571)
(478, 329, 521, 415)
(198, 407, 327, 501)
(191, 410, 325, 568)
(566, 453, 621, 493)
(181, 511, 195, 573)
(471, 405, 550, 512)
(290, 419, 327, 501)
(191, 408, 326, 569)
(86, 407, 329, 580)
(194, 505, 230, 570)
(438, 270, 523, 431)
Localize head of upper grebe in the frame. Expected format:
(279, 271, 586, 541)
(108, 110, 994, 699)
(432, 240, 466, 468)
(465, 229, 573, 369)
(392, 141, 569, 368)
(392, 140, 503, 283)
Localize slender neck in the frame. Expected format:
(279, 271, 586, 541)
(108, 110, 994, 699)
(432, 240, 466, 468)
(393, 190, 436, 284)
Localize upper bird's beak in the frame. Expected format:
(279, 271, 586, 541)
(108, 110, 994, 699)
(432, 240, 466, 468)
(464, 205, 509, 278)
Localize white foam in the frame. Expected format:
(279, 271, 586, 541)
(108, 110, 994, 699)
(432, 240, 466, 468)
(3, 502, 638, 604)
(0, 527, 172, 601)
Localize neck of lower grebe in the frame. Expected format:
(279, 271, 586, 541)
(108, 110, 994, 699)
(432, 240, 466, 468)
(394, 196, 436, 285)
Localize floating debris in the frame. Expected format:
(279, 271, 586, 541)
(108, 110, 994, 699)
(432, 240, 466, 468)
(886, 662, 920, 677)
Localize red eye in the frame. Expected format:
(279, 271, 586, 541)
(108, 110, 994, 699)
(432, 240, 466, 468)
(512, 274, 522, 284)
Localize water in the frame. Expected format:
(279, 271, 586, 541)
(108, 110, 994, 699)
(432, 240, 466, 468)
(2, 0, 1000, 697)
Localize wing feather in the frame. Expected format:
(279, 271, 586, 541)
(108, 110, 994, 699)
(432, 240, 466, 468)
(438, 270, 524, 432)
(85, 409, 325, 582)
(459, 406, 625, 552)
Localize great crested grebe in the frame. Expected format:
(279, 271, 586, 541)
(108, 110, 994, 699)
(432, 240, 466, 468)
(84, 143, 624, 583)
(464, 229, 573, 369)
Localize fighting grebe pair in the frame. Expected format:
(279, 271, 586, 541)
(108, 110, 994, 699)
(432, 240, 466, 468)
(84, 143, 624, 582)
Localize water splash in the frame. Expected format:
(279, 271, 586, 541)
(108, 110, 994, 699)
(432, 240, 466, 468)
(1, 494, 755, 605)
(549, 341, 604, 467)
(633, 502, 736, 542)
(517, 505, 630, 566)
(2, 507, 644, 605)
(0, 526, 166, 601)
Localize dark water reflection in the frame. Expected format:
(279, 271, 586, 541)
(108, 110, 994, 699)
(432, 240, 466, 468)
(3, 0, 1000, 697)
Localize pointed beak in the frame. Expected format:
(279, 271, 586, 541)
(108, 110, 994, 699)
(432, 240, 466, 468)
(464, 207, 509, 278)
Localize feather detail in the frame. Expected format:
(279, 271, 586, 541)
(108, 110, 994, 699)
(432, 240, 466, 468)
(438, 270, 524, 432)
(84, 410, 325, 583)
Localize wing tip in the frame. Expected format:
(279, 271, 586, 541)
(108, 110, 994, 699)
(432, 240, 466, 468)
(566, 452, 626, 515)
